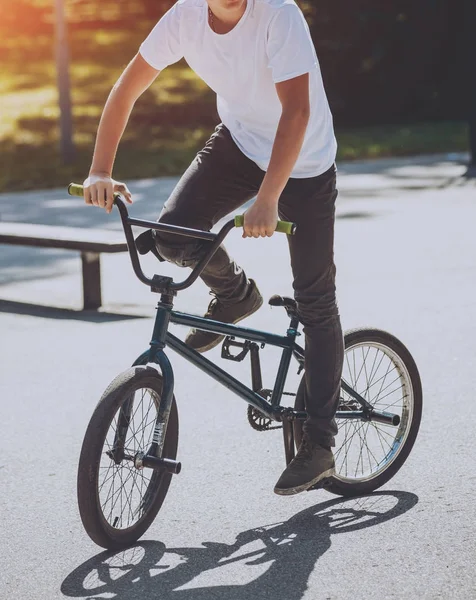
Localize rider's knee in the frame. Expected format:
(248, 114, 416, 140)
(296, 289, 339, 328)
(153, 213, 201, 268)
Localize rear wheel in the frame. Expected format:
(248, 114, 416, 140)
(294, 328, 422, 496)
(77, 366, 179, 549)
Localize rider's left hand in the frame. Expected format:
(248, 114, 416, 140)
(243, 201, 279, 238)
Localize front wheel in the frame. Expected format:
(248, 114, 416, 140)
(77, 366, 179, 550)
(294, 328, 422, 497)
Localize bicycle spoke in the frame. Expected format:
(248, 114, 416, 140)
(372, 424, 394, 443)
(372, 375, 402, 403)
(352, 349, 357, 390)
(106, 467, 134, 523)
(352, 346, 371, 393)
(374, 359, 394, 405)
(365, 348, 384, 392)
(372, 422, 391, 456)
(361, 346, 372, 401)
(376, 394, 407, 410)
(354, 420, 366, 477)
(362, 362, 397, 395)
(125, 392, 157, 450)
(345, 353, 355, 391)
(117, 466, 133, 528)
(99, 464, 116, 493)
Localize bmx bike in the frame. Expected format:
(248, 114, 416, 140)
(68, 183, 422, 550)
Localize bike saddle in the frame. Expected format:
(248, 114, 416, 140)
(135, 229, 165, 262)
(268, 295, 297, 311)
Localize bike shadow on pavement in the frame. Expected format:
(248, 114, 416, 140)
(61, 490, 418, 600)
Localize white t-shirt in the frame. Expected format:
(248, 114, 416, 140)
(140, 0, 337, 178)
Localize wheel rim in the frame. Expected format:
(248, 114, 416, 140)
(334, 341, 414, 483)
(97, 387, 164, 530)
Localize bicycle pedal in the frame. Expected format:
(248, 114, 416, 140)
(222, 337, 252, 362)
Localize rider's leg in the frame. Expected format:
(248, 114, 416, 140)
(274, 165, 344, 495)
(154, 124, 265, 350)
(154, 124, 261, 295)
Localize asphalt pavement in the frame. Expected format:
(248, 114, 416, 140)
(1, 153, 475, 600)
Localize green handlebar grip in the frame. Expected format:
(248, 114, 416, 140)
(68, 183, 84, 197)
(234, 214, 296, 235)
(68, 183, 122, 201)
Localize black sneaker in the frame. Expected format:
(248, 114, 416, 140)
(185, 279, 263, 353)
(274, 434, 335, 496)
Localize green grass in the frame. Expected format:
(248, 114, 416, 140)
(336, 121, 469, 161)
(0, 27, 470, 193)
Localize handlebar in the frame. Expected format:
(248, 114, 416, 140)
(68, 183, 296, 294)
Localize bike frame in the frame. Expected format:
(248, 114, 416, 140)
(133, 308, 303, 416)
(129, 297, 400, 463)
(87, 194, 401, 465)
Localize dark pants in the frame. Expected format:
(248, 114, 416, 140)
(155, 124, 343, 447)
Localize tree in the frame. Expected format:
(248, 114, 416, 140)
(55, 0, 75, 163)
(306, 1, 450, 126)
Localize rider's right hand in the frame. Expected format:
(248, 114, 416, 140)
(83, 173, 133, 214)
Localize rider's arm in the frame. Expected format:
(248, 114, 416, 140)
(85, 54, 160, 212)
(243, 4, 316, 237)
(243, 74, 310, 238)
(85, 3, 183, 212)
(258, 74, 311, 202)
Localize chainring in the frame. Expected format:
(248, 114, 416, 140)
(247, 406, 281, 431)
(247, 388, 296, 431)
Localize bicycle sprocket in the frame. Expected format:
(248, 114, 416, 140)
(247, 406, 281, 431)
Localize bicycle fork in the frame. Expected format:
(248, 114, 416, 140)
(112, 298, 181, 476)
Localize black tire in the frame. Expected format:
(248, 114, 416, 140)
(294, 328, 422, 497)
(77, 366, 178, 550)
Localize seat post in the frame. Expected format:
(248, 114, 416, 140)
(288, 313, 300, 332)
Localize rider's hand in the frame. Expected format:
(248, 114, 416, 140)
(83, 173, 133, 214)
(243, 200, 279, 238)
